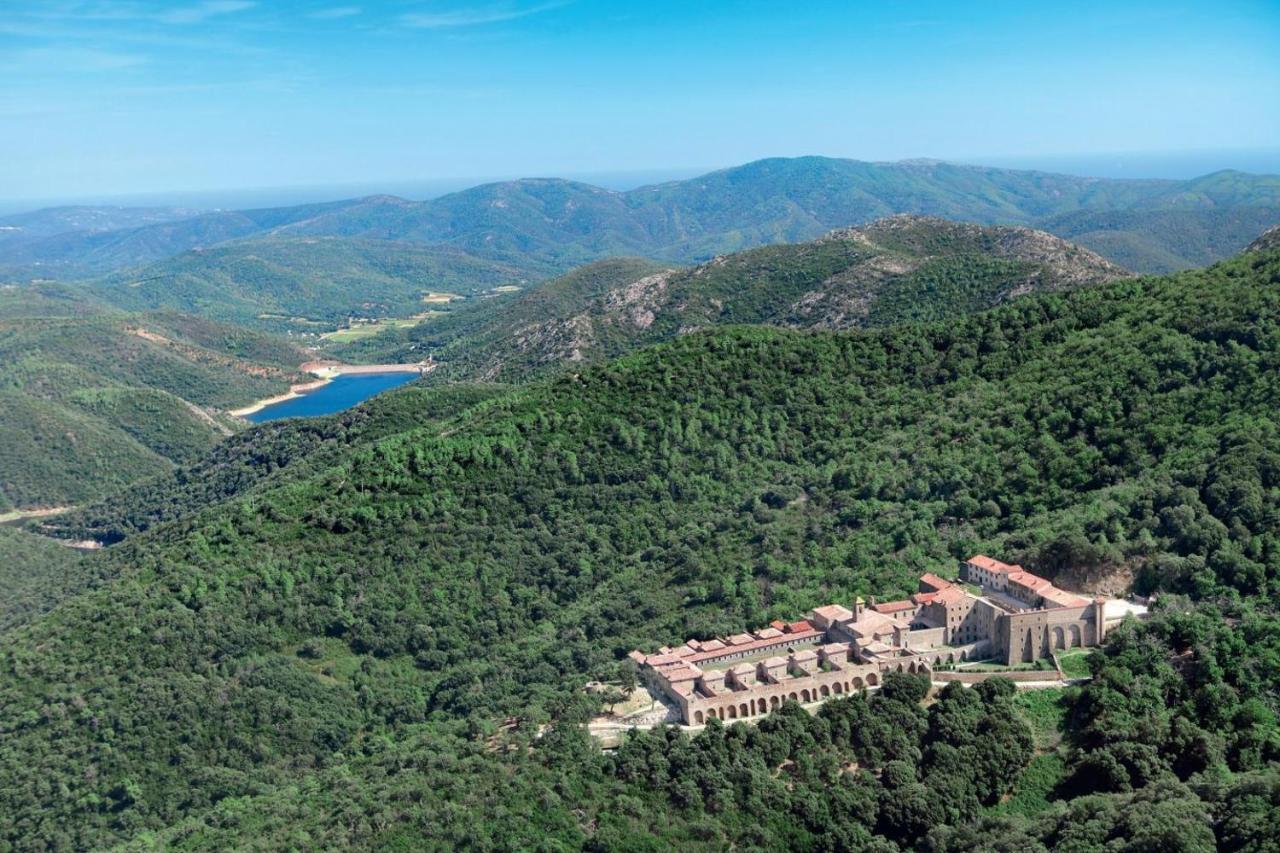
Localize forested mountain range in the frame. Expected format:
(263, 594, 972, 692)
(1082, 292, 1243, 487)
(0, 198, 364, 280)
(0, 292, 310, 510)
(0, 216, 1124, 513)
(0, 204, 203, 241)
(334, 216, 1127, 381)
(2, 158, 1277, 284)
(4, 241, 1280, 848)
(88, 235, 534, 331)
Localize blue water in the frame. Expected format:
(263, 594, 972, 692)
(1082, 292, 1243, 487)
(246, 372, 419, 422)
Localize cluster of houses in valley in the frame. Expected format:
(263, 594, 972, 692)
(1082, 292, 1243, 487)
(629, 555, 1145, 726)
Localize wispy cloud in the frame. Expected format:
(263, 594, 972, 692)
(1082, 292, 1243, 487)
(400, 1, 568, 29)
(0, 46, 147, 72)
(155, 1, 256, 25)
(309, 5, 361, 19)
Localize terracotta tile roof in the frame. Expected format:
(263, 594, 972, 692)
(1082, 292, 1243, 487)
(873, 599, 916, 613)
(967, 555, 1020, 574)
(785, 620, 813, 634)
(1040, 588, 1089, 608)
(912, 592, 939, 605)
(762, 656, 787, 668)
(934, 587, 973, 605)
(919, 573, 954, 592)
(848, 609, 896, 638)
(754, 627, 783, 639)
(728, 633, 755, 646)
(792, 649, 818, 661)
(728, 663, 755, 675)
(811, 604, 853, 621)
(1007, 571, 1053, 592)
(683, 627, 822, 664)
(698, 639, 726, 652)
(663, 664, 702, 682)
(769, 620, 787, 630)
(645, 653, 681, 666)
(821, 643, 851, 655)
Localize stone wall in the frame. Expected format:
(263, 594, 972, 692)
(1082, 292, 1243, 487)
(1000, 604, 1096, 664)
(681, 660, 930, 725)
(933, 669, 1062, 684)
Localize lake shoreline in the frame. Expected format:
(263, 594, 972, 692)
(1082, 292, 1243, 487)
(229, 362, 432, 419)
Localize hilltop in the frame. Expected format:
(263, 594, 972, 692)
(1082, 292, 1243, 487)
(337, 216, 1127, 380)
(0, 298, 311, 510)
(2, 158, 1277, 284)
(2, 242, 1278, 847)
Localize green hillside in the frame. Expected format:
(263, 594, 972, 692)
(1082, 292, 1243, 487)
(44, 382, 513, 545)
(1037, 206, 1280, 272)
(0, 199, 365, 281)
(0, 204, 203, 240)
(0, 527, 86, 633)
(336, 216, 1127, 380)
(0, 304, 310, 510)
(2, 245, 1279, 847)
(90, 235, 535, 332)
(4, 159, 1278, 284)
(278, 159, 1280, 270)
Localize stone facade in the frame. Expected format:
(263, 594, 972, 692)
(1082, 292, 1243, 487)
(630, 555, 1142, 725)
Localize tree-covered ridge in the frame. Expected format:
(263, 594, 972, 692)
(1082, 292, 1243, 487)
(0, 304, 310, 509)
(150, 159, 1280, 272)
(0, 198, 366, 281)
(1, 246, 1279, 847)
(1037, 206, 1280, 273)
(90, 235, 535, 332)
(43, 382, 513, 544)
(4, 158, 1278, 284)
(337, 216, 1127, 380)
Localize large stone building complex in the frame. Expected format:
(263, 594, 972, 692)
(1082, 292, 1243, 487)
(630, 555, 1143, 725)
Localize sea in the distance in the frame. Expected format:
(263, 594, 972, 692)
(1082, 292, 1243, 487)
(245, 372, 420, 422)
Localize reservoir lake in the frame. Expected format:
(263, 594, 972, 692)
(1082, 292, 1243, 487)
(245, 372, 420, 422)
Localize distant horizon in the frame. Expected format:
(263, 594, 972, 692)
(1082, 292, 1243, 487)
(4, 1, 1277, 206)
(4, 146, 1279, 217)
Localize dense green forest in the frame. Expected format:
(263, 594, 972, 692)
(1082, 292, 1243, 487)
(2, 242, 1279, 847)
(334, 217, 1125, 380)
(0, 302, 309, 510)
(45, 382, 512, 544)
(0, 527, 85, 633)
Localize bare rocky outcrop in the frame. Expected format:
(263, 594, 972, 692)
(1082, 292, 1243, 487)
(824, 214, 1128, 285)
(601, 270, 676, 329)
(1246, 224, 1280, 253)
(454, 216, 1131, 381)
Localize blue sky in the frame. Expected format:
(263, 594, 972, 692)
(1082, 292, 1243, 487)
(3, 0, 1279, 202)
